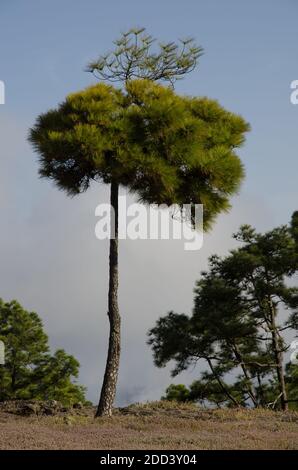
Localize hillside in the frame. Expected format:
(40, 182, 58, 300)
(0, 401, 297, 450)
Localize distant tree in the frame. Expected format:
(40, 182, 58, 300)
(0, 299, 86, 405)
(148, 269, 261, 408)
(221, 222, 298, 410)
(31, 349, 86, 405)
(162, 384, 191, 402)
(163, 378, 247, 408)
(29, 28, 249, 416)
(149, 214, 298, 410)
(149, 299, 259, 408)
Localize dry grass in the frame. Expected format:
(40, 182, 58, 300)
(0, 401, 297, 450)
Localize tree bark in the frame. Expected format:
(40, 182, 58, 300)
(96, 181, 120, 417)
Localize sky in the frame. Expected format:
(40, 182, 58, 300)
(0, 0, 297, 404)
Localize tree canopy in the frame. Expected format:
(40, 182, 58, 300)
(29, 79, 249, 229)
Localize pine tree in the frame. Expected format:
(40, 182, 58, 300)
(29, 29, 249, 416)
(0, 299, 86, 405)
(222, 222, 298, 409)
(149, 214, 298, 410)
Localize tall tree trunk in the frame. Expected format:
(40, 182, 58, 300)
(96, 181, 120, 417)
(268, 298, 288, 411)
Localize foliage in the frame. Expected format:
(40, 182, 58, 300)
(161, 384, 191, 402)
(0, 299, 86, 405)
(285, 363, 298, 410)
(29, 79, 249, 229)
(149, 214, 298, 409)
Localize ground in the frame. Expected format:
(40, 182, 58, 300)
(0, 401, 297, 450)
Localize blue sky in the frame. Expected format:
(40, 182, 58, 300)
(0, 0, 297, 404)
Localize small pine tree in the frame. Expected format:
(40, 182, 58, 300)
(0, 299, 86, 405)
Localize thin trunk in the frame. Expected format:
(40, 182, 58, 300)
(11, 366, 16, 396)
(268, 298, 288, 411)
(232, 342, 258, 407)
(96, 181, 120, 417)
(206, 358, 239, 407)
(11, 350, 17, 397)
(256, 372, 265, 407)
